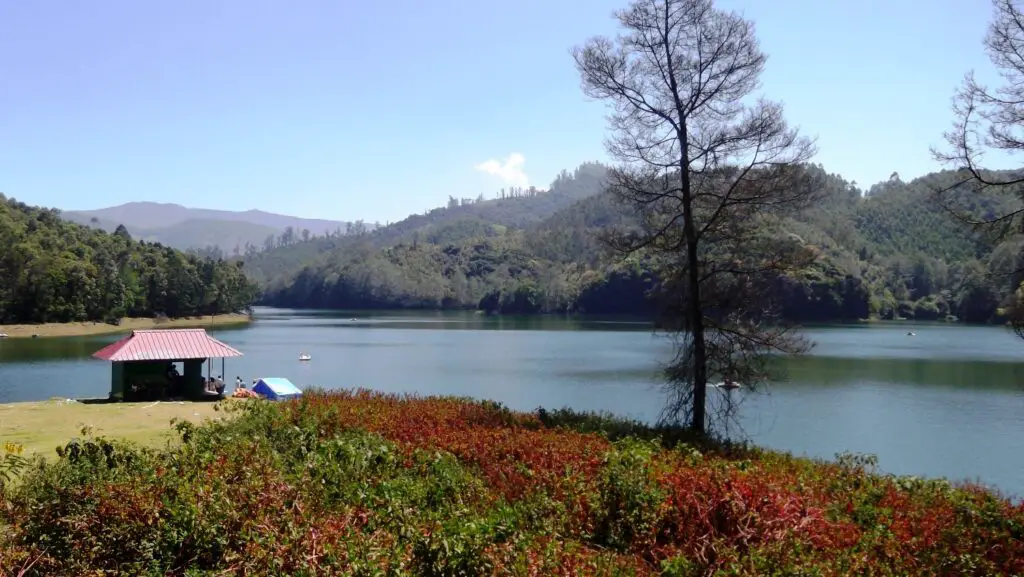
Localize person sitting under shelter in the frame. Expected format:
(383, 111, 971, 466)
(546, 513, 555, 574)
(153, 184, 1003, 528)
(205, 375, 225, 395)
(165, 363, 183, 397)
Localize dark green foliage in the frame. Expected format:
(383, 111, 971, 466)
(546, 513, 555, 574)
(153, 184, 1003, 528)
(0, 194, 259, 324)
(247, 163, 1023, 324)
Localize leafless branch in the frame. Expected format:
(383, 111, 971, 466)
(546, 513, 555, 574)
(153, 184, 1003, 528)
(933, 0, 1024, 338)
(934, 2, 1024, 208)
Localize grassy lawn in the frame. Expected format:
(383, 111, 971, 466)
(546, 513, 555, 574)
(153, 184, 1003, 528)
(0, 399, 228, 458)
(0, 313, 251, 339)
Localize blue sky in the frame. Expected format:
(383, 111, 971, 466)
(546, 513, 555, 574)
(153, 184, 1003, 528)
(0, 0, 1006, 224)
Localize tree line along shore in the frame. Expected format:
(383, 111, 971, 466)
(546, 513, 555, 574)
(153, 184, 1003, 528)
(243, 163, 1024, 327)
(4, 132, 1024, 334)
(0, 196, 259, 328)
(0, 313, 251, 340)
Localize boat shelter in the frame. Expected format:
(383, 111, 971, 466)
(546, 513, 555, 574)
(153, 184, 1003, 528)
(92, 328, 243, 401)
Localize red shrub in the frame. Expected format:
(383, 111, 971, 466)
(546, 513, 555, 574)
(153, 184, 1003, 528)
(283, 390, 1024, 575)
(5, 389, 1022, 576)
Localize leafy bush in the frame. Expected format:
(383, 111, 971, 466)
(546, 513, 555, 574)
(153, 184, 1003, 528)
(1, 390, 1022, 575)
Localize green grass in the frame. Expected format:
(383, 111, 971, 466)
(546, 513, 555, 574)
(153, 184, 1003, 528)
(0, 399, 227, 458)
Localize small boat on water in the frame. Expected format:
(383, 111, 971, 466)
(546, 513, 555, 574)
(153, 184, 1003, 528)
(298, 353, 312, 361)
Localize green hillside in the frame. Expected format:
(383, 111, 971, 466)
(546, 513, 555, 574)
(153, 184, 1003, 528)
(242, 163, 609, 285)
(0, 195, 259, 324)
(246, 164, 1022, 325)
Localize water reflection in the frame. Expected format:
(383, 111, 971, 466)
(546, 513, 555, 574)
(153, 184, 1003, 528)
(785, 355, 1024, 392)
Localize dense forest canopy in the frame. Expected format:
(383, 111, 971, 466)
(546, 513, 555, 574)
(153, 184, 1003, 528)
(246, 163, 1024, 325)
(0, 194, 259, 324)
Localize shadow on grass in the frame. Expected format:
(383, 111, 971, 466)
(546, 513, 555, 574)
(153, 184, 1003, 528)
(73, 395, 225, 405)
(534, 405, 755, 458)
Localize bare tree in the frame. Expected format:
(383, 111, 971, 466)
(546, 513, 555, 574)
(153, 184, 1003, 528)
(572, 0, 823, 434)
(934, 0, 1024, 337)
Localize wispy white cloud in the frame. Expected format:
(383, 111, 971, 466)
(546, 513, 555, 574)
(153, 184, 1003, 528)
(475, 152, 529, 188)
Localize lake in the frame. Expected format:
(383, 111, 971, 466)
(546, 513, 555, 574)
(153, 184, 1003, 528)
(2, 307, 1023, 498)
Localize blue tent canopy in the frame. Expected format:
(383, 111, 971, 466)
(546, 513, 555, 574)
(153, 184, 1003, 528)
(252, 377, 303, 401)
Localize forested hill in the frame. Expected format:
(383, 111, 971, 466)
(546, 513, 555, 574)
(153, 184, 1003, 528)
(0, 195, 259, 324)
(242, 162, 609, 285)
(248, 163, 1024, 324)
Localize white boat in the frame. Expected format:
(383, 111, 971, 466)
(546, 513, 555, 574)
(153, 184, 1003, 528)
(298, 353, 312, 361)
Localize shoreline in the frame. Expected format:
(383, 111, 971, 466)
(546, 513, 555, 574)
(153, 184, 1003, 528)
(259, 305, 988, 326)
(0, 394, 1016, 500)
(0, 313, 252, 339)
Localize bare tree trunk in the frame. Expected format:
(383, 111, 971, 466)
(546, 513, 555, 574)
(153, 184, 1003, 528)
(682, 181, 707, 433)
(574, 0, 821, 436)
(679, 129, 707, 433)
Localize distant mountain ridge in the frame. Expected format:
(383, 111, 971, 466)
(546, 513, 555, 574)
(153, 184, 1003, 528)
(62, 202, 367, 253)
(65, 202, 353, 235)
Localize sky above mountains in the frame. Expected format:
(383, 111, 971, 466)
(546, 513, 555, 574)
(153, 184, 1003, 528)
(0, 0, 1007, 224)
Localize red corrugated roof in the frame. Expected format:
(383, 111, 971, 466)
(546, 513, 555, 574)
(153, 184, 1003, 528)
(92, 328, 244, 362)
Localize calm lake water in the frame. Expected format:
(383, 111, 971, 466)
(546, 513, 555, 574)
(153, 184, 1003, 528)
(2, 307, 1024, 498)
